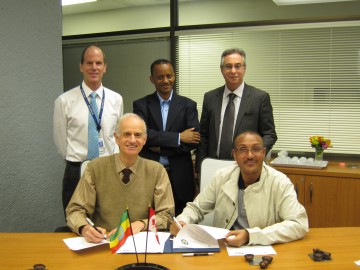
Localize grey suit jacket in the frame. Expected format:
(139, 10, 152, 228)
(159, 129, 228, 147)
(195, 83, 277, 171)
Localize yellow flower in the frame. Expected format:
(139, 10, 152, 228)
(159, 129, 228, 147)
(309, 136, 332, 151)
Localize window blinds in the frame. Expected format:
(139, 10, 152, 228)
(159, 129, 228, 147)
(176, 22, 360, 155)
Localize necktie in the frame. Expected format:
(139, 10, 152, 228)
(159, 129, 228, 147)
(122, 168, 132, 184)
(88, 92, 99, 160)
(219, 93, 236, 159)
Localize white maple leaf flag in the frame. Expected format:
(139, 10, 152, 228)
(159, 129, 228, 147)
(148, 207, 160, 244)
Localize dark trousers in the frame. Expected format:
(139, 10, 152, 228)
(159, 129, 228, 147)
(165, 167, 187, 216)
(62, 161, 81, 217)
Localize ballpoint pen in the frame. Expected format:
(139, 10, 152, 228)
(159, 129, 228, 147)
(85, 217, 107, 240)
(170, 213, 182, 229)
(182, 253, 214, 257)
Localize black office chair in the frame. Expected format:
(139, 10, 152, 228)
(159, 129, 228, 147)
(54, 225, 72, 232)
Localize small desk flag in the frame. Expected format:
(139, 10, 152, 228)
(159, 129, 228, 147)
(148, 207, 160, 245)
(110, 209, 132, 253)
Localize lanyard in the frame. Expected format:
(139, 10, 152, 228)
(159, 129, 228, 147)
(80, 83, 105, 132)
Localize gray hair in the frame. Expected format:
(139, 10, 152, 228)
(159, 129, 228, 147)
(220, 48, 246, 68)
(115, 113, 147, 136)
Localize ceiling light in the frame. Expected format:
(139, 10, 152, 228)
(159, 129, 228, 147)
(62, 0, 97, 6)
(273, 0, 356, 5)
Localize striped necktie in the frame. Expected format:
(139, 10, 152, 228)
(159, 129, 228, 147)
(87, 92, 99, 159)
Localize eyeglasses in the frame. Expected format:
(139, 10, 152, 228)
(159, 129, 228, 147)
(222, 64, 245, 71)
(234, 147, 265, 155)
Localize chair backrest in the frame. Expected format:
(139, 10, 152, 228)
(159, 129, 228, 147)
(199, 158, 237, 226)
(80, 160, 90, 177)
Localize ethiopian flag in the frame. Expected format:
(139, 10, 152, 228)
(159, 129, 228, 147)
(110, 210, 132, 253)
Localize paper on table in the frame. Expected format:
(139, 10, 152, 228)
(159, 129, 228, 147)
(63, 236, 108, 251)
(226, 244, 277, 256)
(173, 224, 219, 249)
(197, 225, 229, 239)
(116, 232, 170, 254)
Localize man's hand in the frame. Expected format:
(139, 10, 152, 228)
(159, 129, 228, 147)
(131, 220, 146, 234)
(180, 128, 200, 144)
(169, 220, 187, 236)
(225, 229, 249, 247)
(107, 220, 146, 240)
(81, 224, 107, 243)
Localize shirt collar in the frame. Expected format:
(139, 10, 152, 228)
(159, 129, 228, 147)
(224, 82, 244, 99)
(81, 81, 104, 98)
(157, 90, 173, 103)
(115, 153, 140, 175)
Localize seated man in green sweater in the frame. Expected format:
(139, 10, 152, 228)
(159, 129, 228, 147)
(66, 113, 175, 243)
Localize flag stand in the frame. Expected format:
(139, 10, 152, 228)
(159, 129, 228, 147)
(115, 262, 169, 270)
(115, 206, 169, 270)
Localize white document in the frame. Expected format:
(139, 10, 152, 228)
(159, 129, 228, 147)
(173, 224, 219, 249)
(116, 232, 170, 254)
(197, 225, 230, 239)
(63, 236, 108, 251)
(226, 244, 277, 256)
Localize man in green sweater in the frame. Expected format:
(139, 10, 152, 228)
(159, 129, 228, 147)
(66, 113, 175, 243)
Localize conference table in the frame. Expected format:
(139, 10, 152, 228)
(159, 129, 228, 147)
(1, 227, 359, 269)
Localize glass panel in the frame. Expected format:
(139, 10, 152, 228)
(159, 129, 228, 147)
(63, 37, 170, 112)
(176, 22, 360, 154)
(178, 0, 360, 27)
(62, 0, 170, 36)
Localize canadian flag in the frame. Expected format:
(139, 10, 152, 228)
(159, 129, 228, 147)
(148, 207, 160, 244)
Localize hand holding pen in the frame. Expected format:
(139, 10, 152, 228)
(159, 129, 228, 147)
(85, 217, 107, 241)
(170, 214, 186, 236)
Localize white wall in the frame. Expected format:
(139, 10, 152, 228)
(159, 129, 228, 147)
(0, 0, 64, 232)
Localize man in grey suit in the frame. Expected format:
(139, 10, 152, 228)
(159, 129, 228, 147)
(195, 48, 277, 173)
(133, 59, 200, 216)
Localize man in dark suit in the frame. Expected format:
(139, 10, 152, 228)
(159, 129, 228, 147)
(133, 59, 200, 215)
(195, 48, 277, 173)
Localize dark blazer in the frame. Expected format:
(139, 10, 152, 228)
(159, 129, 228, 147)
(195, 83, 277, 171)
(133, 91, 200, 202)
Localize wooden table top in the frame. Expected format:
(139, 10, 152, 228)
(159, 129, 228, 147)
(1, 227, 359, 269)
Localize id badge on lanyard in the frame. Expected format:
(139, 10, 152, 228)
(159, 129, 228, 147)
(98, 137, 106, 157)
(80, 83, 106, 156)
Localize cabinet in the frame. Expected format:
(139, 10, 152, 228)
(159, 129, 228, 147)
(273, 162, 360, 228)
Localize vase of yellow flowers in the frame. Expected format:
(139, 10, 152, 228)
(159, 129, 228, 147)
(309, 136, 331, 162)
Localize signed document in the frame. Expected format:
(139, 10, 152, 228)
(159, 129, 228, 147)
(117, 232, 170, 254)
(63, 237, 108, 251)
(173, 224, 221, 249)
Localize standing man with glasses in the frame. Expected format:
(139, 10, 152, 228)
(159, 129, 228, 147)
(54, 45, 123, 214)
(133, 59, 200, 216)
(195, 48, 277, 174)
(171, 131, 308, 247)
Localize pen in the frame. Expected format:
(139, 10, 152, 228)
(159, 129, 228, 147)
(85, 217, 107, 240)
(170, 213, 182, 229)
(182, 253, 214, 257)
